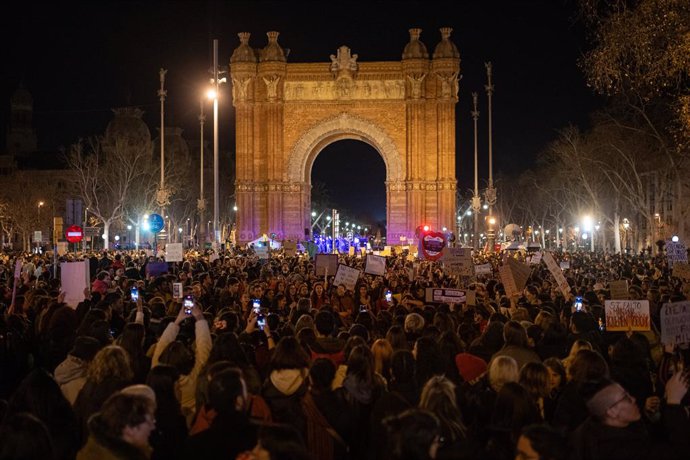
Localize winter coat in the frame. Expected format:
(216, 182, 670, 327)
(184, 411, 259, 460)
(77, 413, 151, 460)
(569, 406, 690, 460)
(262, 368, 308, 435)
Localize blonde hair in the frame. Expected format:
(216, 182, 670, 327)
(488, 355, 519, 392)
(563, 340, 592, 379)
(419, 375, 466, 441)
(371, 339, 394, 377)
(87, 345, 133, 384)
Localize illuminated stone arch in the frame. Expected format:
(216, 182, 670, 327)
(230, 28, 460, 243)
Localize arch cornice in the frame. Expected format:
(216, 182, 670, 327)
(286, 112, 403, 183)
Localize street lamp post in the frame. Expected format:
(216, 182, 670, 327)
(484, 62, 497, 253)
(623, 218, 630, 253)
(198, 99, 206, 247)
(471, 93, 481, 251)
(208, 38, 226, 246)
(156, 68, 170, 245)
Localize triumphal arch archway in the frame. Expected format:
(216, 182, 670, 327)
(229, 28, 460, 244)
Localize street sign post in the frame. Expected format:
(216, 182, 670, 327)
(65, 225, 84, 243)
(148, 214, 165, 233)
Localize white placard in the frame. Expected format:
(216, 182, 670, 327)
(255, 245, 269, 260)
(364, 254, 386, 276)
(667, 241, 688, 267)
(529, 251, 542, 265)
(604, 300, 651, 332)
(60, 260, 90, 308)
(425, 288, 466, 304)
(165, 243, 184, 262)
(543, 252, 571, 299)
(172, 282, 183, 299)
(559, 260, 570, 270)
(441, 247, 474, 276)
(474, 263, 492, 275)
(333, 264, 361, 291)
(660, 301, 690, 346)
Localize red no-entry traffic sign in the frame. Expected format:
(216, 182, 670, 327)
(65, 225, 84, 243)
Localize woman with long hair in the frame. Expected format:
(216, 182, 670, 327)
(74, 345, 133, 433)
(117, 322, 150, 383)
(518, 362, 550, 420)
(371, 338, 394, 384)
(419, 375, 478, 459)
(484, 382, 541, 460)
(337, 344, 386, 459)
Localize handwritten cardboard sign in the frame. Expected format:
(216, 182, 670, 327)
(529, 251, 542, 265)
(604, 300, 650, 331)
(609, 280, 630, 300)
(441, 247, 474, 276)
(314, 254, 338, 277)
(543, 252, 571, 299)
(165, 243, 184, 262)
(660, 301, 690, 345)
(333, 264, 361, 291)
(667, 241, 688, 267)
(364, 254, 386, 276)
(475, 263, 492, 275)
(425, 288, 466, 304)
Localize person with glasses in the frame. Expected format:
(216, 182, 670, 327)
(571, 372, 690, 460)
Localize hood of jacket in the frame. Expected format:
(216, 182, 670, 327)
(342, 375, 373, 405)
(54, 355, 88, 386)
(269, 368, 307, 396)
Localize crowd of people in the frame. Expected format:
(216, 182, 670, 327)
(0, 244, 689, 460)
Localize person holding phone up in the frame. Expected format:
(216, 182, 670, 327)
(151, 298, 212, 426)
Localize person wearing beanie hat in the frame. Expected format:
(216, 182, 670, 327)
(54, 336, 103, 404)
(454, 352, 488, 384)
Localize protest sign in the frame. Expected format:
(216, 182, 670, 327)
(282, 241, 297, 256)
(543, 252, 571, 299)
(666, 241, 688, 268)
(609, 280, 630, 300)
(529, 251, 542, 265)
(381, 246, 392, 256)
(364, 254, 387, 276)
(466, 289, 477, 306)
(60, 260, 89, 308)
(172, 282, 183, 299)
(559, 260, 570, 270)
(165, 243, 184, 262)
(348, 246, 355, 256)
(660, 301, 690, 346)
(441, 247, 474, 276)
(425, 288, 466, 304)
(255, 245, 269, 260)
(499, 258, 531, 297)
(418, 231, 446, 261)
(314, 254, 338, 277)
(333, 264, 361, 291)
(604, 300, 650, 331)
(672, 262, 690, 281)
(474, 263, 492, 275)
(57, 242, 69, 256)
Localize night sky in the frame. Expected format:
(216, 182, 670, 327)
(1, 1, 601, 224)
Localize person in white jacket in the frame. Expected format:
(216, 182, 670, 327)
(152, 301, 211, 426)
